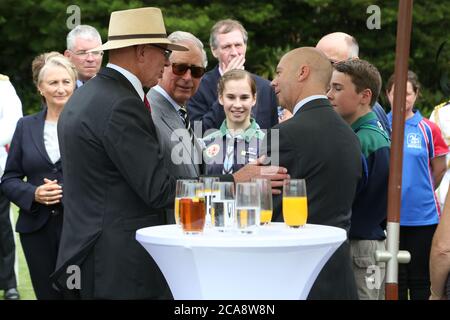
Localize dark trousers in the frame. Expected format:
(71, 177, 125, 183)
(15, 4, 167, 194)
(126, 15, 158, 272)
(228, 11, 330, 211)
(20, 212, 64, 299)
(307, 241, 359, 300)
(0, 189, 16, 290)
(399, 224, 437, 300)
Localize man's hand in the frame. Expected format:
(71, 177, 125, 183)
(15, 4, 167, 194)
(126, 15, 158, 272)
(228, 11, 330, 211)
(233, 156, 289, 195)
(221, 55, 245, 73)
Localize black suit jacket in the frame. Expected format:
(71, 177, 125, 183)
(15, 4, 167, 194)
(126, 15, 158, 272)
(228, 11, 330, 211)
(264, 98, 362, 299)
(187, 65, 278, 132)
(1, 109, 63, 234)
(53, 67, 177, 299)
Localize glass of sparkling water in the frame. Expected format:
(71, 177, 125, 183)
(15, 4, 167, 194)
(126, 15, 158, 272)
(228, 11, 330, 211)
(211, 182, 235, 232)
(199, 176, 219, 227)
(235, 182, 260, 234)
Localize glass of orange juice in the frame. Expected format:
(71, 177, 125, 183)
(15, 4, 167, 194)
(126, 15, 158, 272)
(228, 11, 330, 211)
(282, 179, 308, 228)
(252, 178, 273, 225)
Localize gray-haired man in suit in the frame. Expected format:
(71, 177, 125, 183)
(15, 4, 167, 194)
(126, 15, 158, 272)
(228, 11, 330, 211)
(147, 31, 207, 223)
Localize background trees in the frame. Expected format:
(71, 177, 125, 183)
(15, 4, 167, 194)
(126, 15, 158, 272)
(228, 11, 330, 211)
(0, 0, 448, 116)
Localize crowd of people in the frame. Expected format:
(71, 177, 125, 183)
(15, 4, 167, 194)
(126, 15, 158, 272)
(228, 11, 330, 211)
(0, 6, 449, 300)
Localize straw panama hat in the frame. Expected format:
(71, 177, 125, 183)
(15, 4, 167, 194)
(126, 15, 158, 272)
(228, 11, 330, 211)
(94, 7, 187, 52)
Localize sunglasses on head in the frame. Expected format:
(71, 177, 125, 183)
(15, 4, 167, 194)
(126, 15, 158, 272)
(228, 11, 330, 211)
(171, 63, 205, 78)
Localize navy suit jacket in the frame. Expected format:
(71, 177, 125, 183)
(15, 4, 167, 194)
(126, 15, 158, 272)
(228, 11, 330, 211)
(1, 109, 63, 234)
(187, 65, 278, 133)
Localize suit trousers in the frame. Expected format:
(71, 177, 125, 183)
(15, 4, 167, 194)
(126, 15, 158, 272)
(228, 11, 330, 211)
(20, 211, 63, 299)
(307, 241, 359, 300)
(0, 188, 16, 290)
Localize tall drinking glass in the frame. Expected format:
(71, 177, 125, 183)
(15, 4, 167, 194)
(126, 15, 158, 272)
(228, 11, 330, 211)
(211, 182, 235, 232)
(252, 178, 273, 225)
(180, 182, 206, 234)
(282, 179, 308, 228)
(199, 176, 219, 227)
(174, 179, 197, 226)
(235, 182, 260, 234)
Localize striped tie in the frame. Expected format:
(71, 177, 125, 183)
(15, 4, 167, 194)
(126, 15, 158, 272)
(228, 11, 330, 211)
(179, 106, 195, 146)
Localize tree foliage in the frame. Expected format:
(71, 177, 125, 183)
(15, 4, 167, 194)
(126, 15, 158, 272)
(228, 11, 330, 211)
(0, 0, 448, 116)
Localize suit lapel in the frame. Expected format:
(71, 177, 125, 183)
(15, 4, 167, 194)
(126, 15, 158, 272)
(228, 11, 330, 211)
(30, 109, 53, 165)
(149, 90, 201, 176)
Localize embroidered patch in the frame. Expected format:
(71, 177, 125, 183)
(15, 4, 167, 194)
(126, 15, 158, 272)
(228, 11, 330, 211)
(205, 144, 220, 158)
(407, 133, 422, 149)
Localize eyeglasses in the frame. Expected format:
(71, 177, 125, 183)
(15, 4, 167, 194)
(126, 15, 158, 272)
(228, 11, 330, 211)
(171, 63, 205, 78)
(71, 50, 104, 58)
(149, 44, 172, 59)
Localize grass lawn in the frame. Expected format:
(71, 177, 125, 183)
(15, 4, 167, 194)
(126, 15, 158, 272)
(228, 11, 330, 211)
(7, 205, 36, 300)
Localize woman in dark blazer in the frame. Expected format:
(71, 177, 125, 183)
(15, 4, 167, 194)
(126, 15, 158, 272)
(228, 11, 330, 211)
(1, 54, 76, 299)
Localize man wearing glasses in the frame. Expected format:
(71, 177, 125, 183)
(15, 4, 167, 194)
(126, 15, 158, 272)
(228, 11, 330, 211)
(53, 8, 190, 299)
(187, 19, 278, 133)
(147, 31, 207, 224)
(64, 25, 103, 87)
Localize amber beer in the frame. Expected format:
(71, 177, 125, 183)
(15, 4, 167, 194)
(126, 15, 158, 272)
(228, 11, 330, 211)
(180, 197, 206, 234)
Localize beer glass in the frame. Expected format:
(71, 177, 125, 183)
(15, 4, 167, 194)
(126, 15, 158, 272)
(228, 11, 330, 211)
(252, 178, 273, 225)
(211, 182, 235, 231)
(282, 179, 308, 228)
(199, 176, 219, 227)
(180, 182, 206, 234)
(174, 179, 197, 226)
(235, 182, 260, 234)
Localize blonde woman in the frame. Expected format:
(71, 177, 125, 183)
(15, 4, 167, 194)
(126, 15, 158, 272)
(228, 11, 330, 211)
(1, 54, 76, 299)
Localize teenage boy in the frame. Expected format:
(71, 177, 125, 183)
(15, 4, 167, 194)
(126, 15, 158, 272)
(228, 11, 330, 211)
(327, 59, 390, 300)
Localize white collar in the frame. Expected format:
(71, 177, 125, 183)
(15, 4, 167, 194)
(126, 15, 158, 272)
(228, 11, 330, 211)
(106, 63, 145, 101)
(218, 65, 224, 76)
(152, 85, 183, 112)
(292, 95, 328, 116)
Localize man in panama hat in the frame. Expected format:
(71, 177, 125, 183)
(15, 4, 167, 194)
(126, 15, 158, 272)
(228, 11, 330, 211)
(53, 7, 288, 300)
(52, 7, 188, 299)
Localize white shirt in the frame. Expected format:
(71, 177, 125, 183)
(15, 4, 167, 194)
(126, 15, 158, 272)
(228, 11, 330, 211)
(292, 95, 328, 116)
(0, 78, 23, 174)
(152, 85, 183, 113)
(106, 63, 145, 101)
(44, 121, 60, 164)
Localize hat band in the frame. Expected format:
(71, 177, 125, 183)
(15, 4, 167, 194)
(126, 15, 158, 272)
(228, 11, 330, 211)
(108, 33, 167, 41)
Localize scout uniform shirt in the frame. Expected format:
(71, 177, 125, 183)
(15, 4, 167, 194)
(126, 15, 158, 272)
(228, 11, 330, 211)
(201, 119, 265, 175)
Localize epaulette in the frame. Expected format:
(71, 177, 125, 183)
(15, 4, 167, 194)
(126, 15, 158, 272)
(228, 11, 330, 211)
(0, 74, 9, 81)
(434, 99, 450, 110)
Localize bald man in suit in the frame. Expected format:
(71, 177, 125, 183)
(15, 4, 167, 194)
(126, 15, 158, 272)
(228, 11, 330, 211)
(263, 47, 362, 299)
